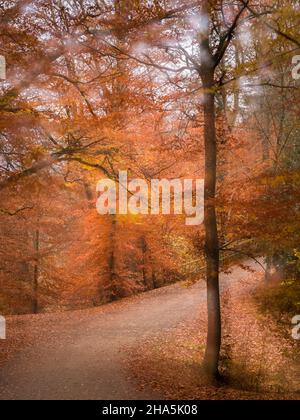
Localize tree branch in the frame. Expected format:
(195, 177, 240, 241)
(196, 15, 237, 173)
(213, 1, 249, 68)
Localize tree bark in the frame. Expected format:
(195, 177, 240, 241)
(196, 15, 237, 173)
(201, 70, 221, 380)
(140, 235, 148, 289)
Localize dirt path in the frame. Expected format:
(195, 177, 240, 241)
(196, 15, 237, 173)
(0, 261, 263, 400)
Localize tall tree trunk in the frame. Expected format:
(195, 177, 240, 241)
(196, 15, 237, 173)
(201, 70, 221, 380)
(140, 235, 148, 289)
(229, 40, 242, 129)
(103, 0, 128, 302)
(108, 214, 118, 300)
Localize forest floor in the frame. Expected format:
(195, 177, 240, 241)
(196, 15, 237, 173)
(0, 260, 299, 400)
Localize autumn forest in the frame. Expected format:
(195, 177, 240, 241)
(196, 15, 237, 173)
(0, 0, 299, 401)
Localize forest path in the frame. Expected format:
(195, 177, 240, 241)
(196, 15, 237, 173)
(0, 260, 263, 400)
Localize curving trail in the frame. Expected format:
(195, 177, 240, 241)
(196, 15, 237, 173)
(0, 260, 263, 400)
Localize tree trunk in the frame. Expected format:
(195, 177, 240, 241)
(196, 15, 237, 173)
(201, 70, 221, 380)
(108, 214, 118, 300)
(140, 235, 148, 289)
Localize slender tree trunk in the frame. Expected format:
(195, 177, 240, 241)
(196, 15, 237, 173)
(103, 0, 128, 302)
(140, 235, 148, 289)
(108, 214, 118, 300)
(151, 271, 157, 289)
(201, 70, 221, 380)
(229, 41, 241, 129)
